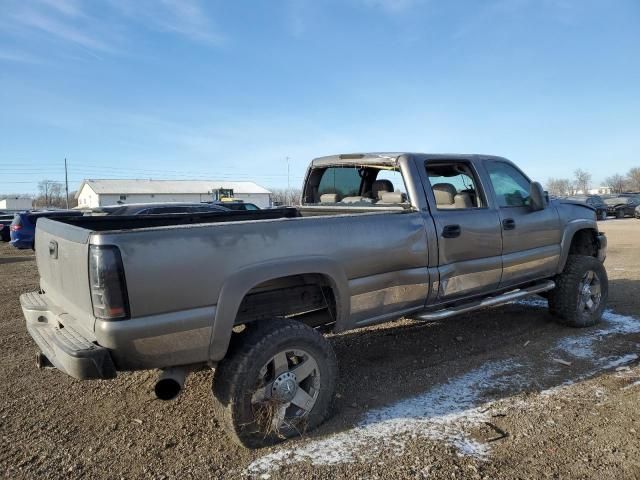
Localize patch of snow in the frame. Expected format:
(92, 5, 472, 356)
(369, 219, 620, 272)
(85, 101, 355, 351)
(556, 310, 640, 359)
(246, 360, 523, 475)
(622, 380, 640, 390)
(246, 303, 640, 475)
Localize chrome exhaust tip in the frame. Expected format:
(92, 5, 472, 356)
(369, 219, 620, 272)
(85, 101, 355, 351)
(154, 367, 191, 401)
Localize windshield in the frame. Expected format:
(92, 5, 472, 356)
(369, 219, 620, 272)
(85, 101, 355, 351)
(604, 197, 632, 205)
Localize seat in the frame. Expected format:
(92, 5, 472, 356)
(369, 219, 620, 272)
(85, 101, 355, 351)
(454, 192, 473, 208)
(320, 193, 340, 203)
(432, 183, 457, 209)
(340, 196, 374, 204)
(377, 191, 407, 204)
(370, 180, 394, 200)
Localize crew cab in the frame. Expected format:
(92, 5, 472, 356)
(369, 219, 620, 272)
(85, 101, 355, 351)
(21, 153, 607, 448)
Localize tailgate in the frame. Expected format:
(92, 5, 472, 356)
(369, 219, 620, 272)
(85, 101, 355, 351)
(35, 218, 95, 334)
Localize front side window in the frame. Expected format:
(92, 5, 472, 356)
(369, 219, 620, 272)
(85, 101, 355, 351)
(486, 161, 531, 207)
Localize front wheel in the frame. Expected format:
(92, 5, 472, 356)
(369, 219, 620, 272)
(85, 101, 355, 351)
(547, 255, 608, 327)
(212, 319, 337, 449)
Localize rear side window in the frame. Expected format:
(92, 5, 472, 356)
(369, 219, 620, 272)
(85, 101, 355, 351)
(317, 167, 362, 198)
(486, 161, 531, 207)
(426, 161, 485, 209)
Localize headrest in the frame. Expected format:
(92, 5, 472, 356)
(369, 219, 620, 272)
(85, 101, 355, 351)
(432, 183, 457, 205)
(320, 193, 339, 203)
(379, 191, 406, 204)
(372, 180, 394, 199)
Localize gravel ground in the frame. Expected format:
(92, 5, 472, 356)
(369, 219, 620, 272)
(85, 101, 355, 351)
(1, 219, 639, 479)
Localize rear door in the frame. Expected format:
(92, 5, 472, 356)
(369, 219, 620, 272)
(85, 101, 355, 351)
(420, 159, 503, 301)
(483, 160, 561, 288)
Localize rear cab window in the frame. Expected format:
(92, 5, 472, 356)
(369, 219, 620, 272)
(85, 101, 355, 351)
(307, 165, 410, 207)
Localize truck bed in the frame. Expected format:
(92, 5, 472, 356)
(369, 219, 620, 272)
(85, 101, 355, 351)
(55, 207, 300, 231)
(50, 205, 408, 232)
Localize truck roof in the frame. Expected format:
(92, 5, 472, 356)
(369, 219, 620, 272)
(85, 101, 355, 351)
(310, 152, 508, 167)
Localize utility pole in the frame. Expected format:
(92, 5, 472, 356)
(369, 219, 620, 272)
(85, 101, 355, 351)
(64, 158, 69, 209)
(286, 156, 290, 191)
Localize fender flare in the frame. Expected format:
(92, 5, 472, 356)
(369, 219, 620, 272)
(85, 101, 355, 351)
(208, 256, 350, 361)
(557, 219, 598, 273)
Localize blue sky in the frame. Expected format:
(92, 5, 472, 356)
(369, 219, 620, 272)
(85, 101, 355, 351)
(1, 0, 639, 194)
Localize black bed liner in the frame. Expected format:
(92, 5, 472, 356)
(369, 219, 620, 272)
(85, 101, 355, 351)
(52, 207, 301, 231)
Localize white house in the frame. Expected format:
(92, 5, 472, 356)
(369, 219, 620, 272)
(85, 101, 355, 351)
(75, 179, 272, 209)
(589, 186, 613, 195)
(0, 196, 33, 211)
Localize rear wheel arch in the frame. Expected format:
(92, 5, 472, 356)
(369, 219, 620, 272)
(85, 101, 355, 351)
(208, 258, 349, 362)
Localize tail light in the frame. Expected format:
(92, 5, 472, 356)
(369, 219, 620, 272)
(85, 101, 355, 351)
(89, 245, 129, 320)
(10, 225, 22, 231)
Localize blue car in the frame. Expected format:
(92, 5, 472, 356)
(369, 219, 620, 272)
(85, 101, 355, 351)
(10, 210, 83, 249)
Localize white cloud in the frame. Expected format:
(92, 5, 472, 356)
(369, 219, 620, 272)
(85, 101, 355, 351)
(37, 0, 84, 17)
(359, 0, 424, 14)
(0, 49, 42, 64)
(108, 0, 225, 46)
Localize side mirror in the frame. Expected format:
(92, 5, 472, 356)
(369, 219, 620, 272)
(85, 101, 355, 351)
(529, 181, 547, 211)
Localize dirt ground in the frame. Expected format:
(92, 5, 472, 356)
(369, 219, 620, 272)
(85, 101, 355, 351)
(1, 219, 639, 480)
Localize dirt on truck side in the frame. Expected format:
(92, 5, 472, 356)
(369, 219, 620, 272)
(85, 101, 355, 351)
(1, 218, 640, 479)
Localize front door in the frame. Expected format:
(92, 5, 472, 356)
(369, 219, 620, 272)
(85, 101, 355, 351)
(421, 160, 503, 301)
(484, 160, 561, 288)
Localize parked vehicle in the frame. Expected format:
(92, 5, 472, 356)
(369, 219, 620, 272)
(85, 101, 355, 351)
(89, 202, 230, 216)
(0, 214, 15, 242)
(635, 204, 640, 219)
(21, 153, 607, 448)
(604, 195, 640, 218)
(210, 201, 260, 211)
(563, 195, 608, 221)
(10, 210, 84, 249)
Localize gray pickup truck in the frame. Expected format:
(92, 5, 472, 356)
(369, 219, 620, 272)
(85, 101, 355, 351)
(21, 153, 607, 448)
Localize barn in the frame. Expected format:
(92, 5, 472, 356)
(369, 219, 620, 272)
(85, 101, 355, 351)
(75, 179, 272, 209)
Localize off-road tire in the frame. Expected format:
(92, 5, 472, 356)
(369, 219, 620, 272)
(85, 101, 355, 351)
(212, 319, 337, 449)
(547, 254, 608, 327)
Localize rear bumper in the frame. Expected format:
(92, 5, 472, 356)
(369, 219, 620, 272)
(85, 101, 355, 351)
(21, 292, 116, 380)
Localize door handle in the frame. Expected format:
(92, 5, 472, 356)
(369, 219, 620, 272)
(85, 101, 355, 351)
(48, 240, 58, 259)
(442, 224, 461, 238)
(502, 218, 516, 230)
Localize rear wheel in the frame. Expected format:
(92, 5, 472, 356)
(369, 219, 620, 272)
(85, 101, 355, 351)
(212, 319, 337, 449)
(547, 255, 608, 327)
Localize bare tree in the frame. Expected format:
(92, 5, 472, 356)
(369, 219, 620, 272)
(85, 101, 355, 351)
(546, 178, 572, 196)
(604, 174, 628, 194)
(627, 167, 640, 192)
(36, 180, 65, 208)
(271, 188, 303, 206)
(573, 169, 592, 194)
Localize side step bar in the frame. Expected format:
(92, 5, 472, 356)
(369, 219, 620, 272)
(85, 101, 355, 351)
(415, 280, 555, 321)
